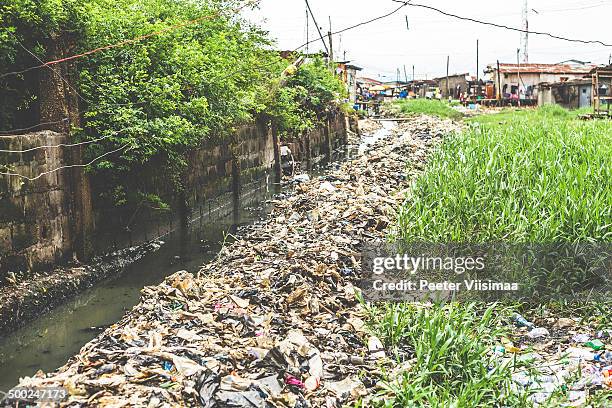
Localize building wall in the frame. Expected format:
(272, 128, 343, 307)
(0, 131, 72, 275)
(538, 83, 592, 109)
(438, 76, 468, 99)
(495, 71, 589, 99)
(347, 69, 358, 103)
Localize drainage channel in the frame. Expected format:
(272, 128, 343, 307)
(0, 122, 396, 392)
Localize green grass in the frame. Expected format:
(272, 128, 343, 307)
(364, 106, 612, 407)
(362, 302, 533, 407)
(389, 99, 463, 120)
(396, 106, 612, 243)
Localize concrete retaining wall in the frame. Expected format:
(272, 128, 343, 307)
(0, 113, 348, 275)
(0, 131, 72, 275)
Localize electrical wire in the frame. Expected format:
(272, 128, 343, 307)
(0, 144, 130, 181)
(0, 0, 261, 80)
(296, 1, 410, 52)
(221, 0, 412, 82)
(392, 1, 612, 47)
(0, 135, 111, 152)
(0, 119, 69, 135)
(5, 28, 145, 110)
(304, 0, 329, 54)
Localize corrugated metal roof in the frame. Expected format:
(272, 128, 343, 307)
(495, 63, 598, 74)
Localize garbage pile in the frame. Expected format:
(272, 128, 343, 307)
(14, 116, 462, 407)
(356, 119, 382, 135)
(504, 314, 612, 405)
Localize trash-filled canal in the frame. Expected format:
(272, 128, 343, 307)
(0, 177, 276, 392)
(0, 122, 396, 392)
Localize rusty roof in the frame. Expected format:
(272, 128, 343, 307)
(493, 63, 598, 74)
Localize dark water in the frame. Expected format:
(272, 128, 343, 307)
(0, 176, 277, 392)
(0, 123, 396, 392)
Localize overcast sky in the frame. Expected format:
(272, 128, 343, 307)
(244, 0, 612, 80)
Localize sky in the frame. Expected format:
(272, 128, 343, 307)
(243, 0, 612, 81)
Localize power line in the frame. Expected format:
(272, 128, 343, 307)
(219, 1, 412, 82)
(5, 26, 145, 110)
(304, 0, 329, 54)
(0, 0, 260, 80)
(0, 144, 130, 181)
(296, 1, 409, 53)
(392, 1, 612, 47)
(0, 119, 69, 135)
(0, 135, 111, 152)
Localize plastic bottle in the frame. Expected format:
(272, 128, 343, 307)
(513, 313, 535, 329)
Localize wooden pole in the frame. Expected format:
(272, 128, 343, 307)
(304, 0, 328, 56)
(516, 49, 522, 107)
(496, 60, 502, 100)
(328, 16, 333, 68)
(446, 55, 450, 98)
(476, 39, 479, 82)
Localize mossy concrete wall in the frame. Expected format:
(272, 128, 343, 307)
(0, 131, 72, 275)
(0, 113, 348, 275)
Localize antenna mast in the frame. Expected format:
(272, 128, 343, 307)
(521, 0, 529, 63)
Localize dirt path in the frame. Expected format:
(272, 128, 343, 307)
(12, 116, 462, 407)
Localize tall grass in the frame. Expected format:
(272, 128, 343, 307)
(363, 302, 530, 407)
(365, 107, 611, 406)
(390, 99, 463, 120)
(397, 107, 612, 243)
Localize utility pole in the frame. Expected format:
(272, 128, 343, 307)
(516, 48, 522, 107)
(306, 8, 309, 55)
(304, 0, 329, 56)
(446, 55, 450, 98)
(403, 65, 408, 83)
(412, 65, 415, 81)
(496, 60, 502, 100)
(521, 0, 529, 63)
(476, 39, 479, 82)
(328, 16, 334, 68)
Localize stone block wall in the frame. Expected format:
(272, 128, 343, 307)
(0, 131, 72, 275)
(1, 113, 348, 274)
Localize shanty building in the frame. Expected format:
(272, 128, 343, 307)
(435, 73, 470, 99)
(485, 62, 598, 103)
(538, 79, 592, 109)
(335, 62, 363, 103)
(590, 64, 612, 116)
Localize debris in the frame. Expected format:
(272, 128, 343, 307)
(292, 174, 310, 183)
(513, 313, 535, 329)
(6, 116, 466, 407)
(319, 180, 337, 192)
(527, 327, 550, 339)
(368, 336, 385, 360)
(326, 377, 367, 401)
(585, 339, 605, 351)
(572, 333, 591, 343)
(555, 317, 575, 328)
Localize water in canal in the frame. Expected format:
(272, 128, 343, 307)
(0, 122, 395, 392)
